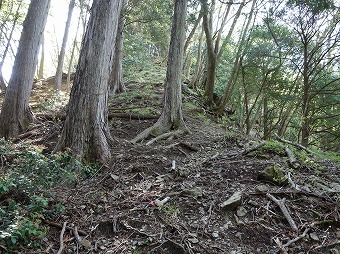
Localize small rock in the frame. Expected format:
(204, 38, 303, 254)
(212, 231, 219, 238)
(310, 232, 319, 241)
(235, 232, 242, 239)
(116, 154, 124, 159)
(255, 184, 269, 192)
(155, 196, 170, 207)
(188, 238, 199, 244)
(236, 206, 247, 217)
(110, 174, 119, 181)
(257, 165, 288, 186)
(188, 232, 197, 237)
(220, 191, 242, 211)
(81, 239, 91, 249)
(336, 230, 340, 238)
(330, 248, 339, 254)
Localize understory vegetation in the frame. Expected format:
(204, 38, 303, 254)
(0, 138, 99, 251)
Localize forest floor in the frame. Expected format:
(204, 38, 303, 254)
(0, 72, 339, 254)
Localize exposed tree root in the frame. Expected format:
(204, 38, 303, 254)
(146, 129, 187, 145)
(131, 125, 189, 145)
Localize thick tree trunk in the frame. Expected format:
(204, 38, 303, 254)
(54, 0, 75, 91)
(109, 0, 127, 95)
(0, 0, 50, 138)
(55, 0, 122, 163)
(132, 0, 188, 144)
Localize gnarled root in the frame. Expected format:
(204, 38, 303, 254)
(131, 124, 190, 145)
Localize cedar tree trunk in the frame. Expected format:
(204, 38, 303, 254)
(109, 0, 127, 95)
(0, 0, 50, 138)
(132, 0, 188, 144)
(55, 0, 122, 163)
(54, 0, 75, 91)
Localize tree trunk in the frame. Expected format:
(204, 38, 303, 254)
(184, 11, 203, 54)
(301, 42, 310, 147)
(109, 0, 127, 95)
(55, 0, 122, 163)
(54, 0, 75, 91)
(189, 29, 203, 89)
(38, 34, 45, 79)
(201, 0, 216, 105)
(132, 0, 188, 144)
(216, 0, 256, 114)
(0, 0, 50, 138)
(0, 0, 23, 92)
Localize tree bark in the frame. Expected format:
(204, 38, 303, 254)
(188, 29, 203, 89)
(0, 0, 23, 92)
(0, 0, 50, 138)
(55, 0, 122, 163)
(201, 0, 216, 105)
(54, 0, 75, 91)
(132, 0, 188, 144)
(38, 34, 45, 79)
(109, 0, 127, 95)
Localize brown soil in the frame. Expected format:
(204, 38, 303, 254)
(1, 80, 339, 254)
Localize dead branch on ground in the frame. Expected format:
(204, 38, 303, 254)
(56, 222, 67, 254)
(275, 134, 314, 154)
(44, 220, 87, 236)
(285, 147, 300, 169)
(266, 193, 298, 231)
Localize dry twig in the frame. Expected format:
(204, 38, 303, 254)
(57, 222, 67, 254)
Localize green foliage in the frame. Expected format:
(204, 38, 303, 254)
(33, 91, 69, 112)
(160, 202, 180, 216)
(287, 0, 335, 14)
(0, 139, 97, 251)
(258, 140, 286, 156)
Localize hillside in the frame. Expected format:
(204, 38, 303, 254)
(0, 76, 339, 254)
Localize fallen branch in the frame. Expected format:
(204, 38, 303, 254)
(273, 237, 288, 254)
(282, 228, 310, 248)
(73, 226, 82, 244)
(247, 190, 337, 204)
(266, 193, 298, 231)
(285, 147, 300, 169)
(313, 240, 340, 251)
(242, 142, 266, 155)
(275, 134, 314, 154)
(221, 142, 266, 158)
(287, 172, 301, 191)
(57, 222, 67, 254)
(44, 220, 87, 236)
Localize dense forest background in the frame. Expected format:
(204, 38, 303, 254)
(0, 0, 339, 152)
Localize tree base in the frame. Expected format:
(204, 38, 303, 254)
(131, 123, 190, 145)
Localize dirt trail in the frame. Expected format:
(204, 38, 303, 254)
(2, 80, 339, 253)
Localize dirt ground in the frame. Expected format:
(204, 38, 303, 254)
(1, 80, 339, 254)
